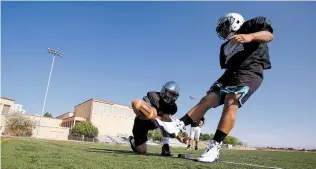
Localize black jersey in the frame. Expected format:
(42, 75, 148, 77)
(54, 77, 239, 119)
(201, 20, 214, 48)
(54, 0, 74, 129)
(191, 117, 205, 127)
(142, 92, 177, 116)
(219, 17, 274, 75)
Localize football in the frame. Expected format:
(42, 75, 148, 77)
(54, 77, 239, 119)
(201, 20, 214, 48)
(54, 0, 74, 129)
(131, 99, 157, 120)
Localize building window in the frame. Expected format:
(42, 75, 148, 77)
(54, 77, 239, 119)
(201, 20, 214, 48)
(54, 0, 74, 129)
(106, 105, 111, 114)
(1, 105, 10, 115)
(103, 104, 106, 112)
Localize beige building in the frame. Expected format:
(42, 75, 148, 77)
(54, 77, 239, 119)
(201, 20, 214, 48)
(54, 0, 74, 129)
(1, 97, 16, 133)
(58, 98, 136, 136)
(1, 97, 16, 115)
(1, 97, 136, 140)
(1, 97, 70, 140)
(26, 114, 70, 140)
(1, 97, 26, 114)
(1, 114, 70, 140)
(56, 112, 74, 120)
(56, 112, 86, 128)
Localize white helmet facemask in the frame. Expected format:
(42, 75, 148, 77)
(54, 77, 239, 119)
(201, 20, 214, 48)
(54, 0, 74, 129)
(216, 13, 245, 40)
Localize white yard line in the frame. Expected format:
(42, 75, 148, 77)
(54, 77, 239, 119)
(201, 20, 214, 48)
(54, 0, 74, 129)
(221, 160, 285, 169)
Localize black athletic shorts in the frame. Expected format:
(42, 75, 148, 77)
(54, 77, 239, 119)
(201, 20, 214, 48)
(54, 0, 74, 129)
(132, 117, 169, 147)
(207, 70, 263, 107)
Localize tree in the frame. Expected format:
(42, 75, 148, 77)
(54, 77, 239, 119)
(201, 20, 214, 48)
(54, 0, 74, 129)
(147, 129, 163, 142)
(43, 112, 53, 118)
(5, 111, 36, 136)
(71, 121, 99, 138)
(224, 135, 241, 146)
(153, 129, 163, 142)
(147, 130, 153, 139)
(199, 133, 214, 141)
(200, 133, 208, 141)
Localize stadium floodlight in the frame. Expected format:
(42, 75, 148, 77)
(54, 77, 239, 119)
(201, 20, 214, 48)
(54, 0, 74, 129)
(36, 48, 64, 138)
(48, 48, 64, 57)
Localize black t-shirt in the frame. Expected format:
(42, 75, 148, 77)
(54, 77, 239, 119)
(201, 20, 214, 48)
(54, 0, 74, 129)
(191, 117, 205, 127)
(219, 17, 274, 75)
(142, 92, 177, 116)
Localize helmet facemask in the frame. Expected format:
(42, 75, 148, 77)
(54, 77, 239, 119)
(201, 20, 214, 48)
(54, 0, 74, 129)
(216, 16, 236, 40)
(162, 89, 179, 104)
(160, 81, 180, 104)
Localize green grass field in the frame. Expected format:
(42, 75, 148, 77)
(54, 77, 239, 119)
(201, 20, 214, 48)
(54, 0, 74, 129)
(1, 138, 316, 169)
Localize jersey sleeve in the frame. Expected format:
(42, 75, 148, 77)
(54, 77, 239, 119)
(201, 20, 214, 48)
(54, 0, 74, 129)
(248, 16, 273, 34)
(143, 92, 160, 109)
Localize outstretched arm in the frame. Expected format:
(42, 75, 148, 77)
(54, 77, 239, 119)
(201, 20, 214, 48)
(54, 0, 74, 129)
(230, 16, 274, 44)
(229, 31, 273, 44)
(250, 31, 274, 43)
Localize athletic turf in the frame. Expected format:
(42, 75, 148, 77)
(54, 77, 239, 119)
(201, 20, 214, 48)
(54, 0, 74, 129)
(1, 138, 315, 169)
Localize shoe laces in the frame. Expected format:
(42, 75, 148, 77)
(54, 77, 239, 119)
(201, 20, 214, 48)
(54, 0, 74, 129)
(206, 140, 221, 152)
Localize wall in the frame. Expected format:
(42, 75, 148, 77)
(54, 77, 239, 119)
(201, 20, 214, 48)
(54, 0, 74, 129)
(90, 101, 136, 136)
(1, 114, 70, 140)
(1, 115, 6, 133)
(74, 100, 92, 120)
(56, 112, 74, 120)
(25, 114, 62, 127)
(33, 126, 70, 140)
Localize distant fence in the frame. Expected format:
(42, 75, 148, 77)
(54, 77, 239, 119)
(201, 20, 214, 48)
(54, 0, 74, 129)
(68, 135, 96, 142)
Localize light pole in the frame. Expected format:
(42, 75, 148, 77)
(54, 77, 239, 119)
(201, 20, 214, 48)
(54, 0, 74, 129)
(36, 48, 64, 138)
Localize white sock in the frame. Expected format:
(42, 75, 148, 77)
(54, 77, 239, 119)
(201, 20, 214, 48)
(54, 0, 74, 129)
(162, 137, 169, 145)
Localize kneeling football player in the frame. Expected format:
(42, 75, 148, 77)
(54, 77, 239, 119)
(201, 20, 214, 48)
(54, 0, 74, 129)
(129, 81, 184, 156)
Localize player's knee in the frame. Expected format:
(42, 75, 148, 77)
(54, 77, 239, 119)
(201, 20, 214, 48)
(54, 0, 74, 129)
(223, 94, 240, 119)
(224, 93, 241, 106)
(135, 143, 147, 154)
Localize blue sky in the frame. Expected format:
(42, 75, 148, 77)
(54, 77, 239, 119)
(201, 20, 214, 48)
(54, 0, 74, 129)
(2, 2, 316, 149)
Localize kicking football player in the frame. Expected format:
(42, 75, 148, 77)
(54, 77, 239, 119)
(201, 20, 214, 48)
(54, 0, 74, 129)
(129, 81, 183, 156)
(154, 13, 274, 162)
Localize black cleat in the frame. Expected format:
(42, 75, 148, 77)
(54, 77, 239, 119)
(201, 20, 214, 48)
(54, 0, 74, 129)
(161, 144, 173, 156)
(129, 136, 137, 152)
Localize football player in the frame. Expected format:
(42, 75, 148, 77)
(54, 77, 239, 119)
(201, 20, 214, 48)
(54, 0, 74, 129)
(187, 117, 205, 150)
(154, 13, 274, 162)
(129, 81, 185, 156)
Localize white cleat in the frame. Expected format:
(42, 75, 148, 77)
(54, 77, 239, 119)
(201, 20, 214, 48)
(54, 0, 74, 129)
(154, 118, 185, 138)
(197, 140, 222, 163)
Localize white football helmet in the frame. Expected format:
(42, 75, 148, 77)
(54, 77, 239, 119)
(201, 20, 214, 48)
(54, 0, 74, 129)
(216, 13, 245, 40)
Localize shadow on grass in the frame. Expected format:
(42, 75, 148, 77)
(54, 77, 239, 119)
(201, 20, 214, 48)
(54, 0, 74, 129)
(86, 147, 198, 162)
(87, 147, 162, 157)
